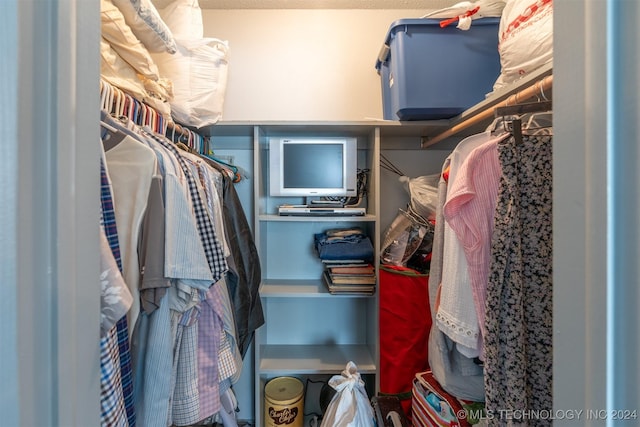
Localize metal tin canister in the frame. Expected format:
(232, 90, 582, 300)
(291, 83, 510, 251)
(264, 376, 305, 427)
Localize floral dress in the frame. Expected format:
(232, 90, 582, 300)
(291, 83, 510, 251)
(484, 133, 553, 426)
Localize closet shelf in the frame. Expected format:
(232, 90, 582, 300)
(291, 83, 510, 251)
(203, 120, 450, 139)
(259, 344, 376, 374)
(261, 280, 375, 298)
(421, 63, 553, 148)
(203, 63, 552, 149)
(258, 213, 377, 222)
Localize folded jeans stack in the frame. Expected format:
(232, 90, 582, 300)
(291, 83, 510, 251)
(314, 228, 374, 262)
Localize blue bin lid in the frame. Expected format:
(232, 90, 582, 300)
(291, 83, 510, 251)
(374, 17, 500, 70)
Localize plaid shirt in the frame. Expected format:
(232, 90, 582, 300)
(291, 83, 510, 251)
(141, 129, 229, 423)
(141, 129, 228, 281)
(100, 155, 135, 427)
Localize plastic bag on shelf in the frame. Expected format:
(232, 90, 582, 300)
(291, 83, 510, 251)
(152, 37, 229, 128)
(398, 173, 439, 222)
(320, 361, 376, 427)
(381, 206, 434, 269)
(492, 0, 553, 91)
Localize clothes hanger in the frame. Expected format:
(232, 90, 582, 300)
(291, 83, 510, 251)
(157, 113, 165, 135)
(125, 94, 134, 122)
(192, 131, 199, 153)
(380, 153, 404, 176)
(140, 103, 147, 128)
(150, 106, 157, 130)
(170, 122, 177, 143)
(100, 119, 117, 133)
(108, 86, 117, 115)
(523, 80, 553, 132)
(494, 85, 552, 144)
(486, 116, 509, 135)
(201, 152, 242, 182)
(131, 97, 140, 124)
(524, 111, 553, 132)
(199, 135, 206, 155)
(158, 112, 165, 135)
(193, 131, 201, 154)
(100, 80, 109, 111)
(150, 106, 157, 131)
(100, 119, 127, 151)
(105, 83, 114, 115)
(113, 87, 123, 117)
(186, 128, 193, 150)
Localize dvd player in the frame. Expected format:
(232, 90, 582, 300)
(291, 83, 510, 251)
(278, 205, 366, 216)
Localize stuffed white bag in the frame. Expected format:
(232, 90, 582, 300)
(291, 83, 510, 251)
(320, 362, 375, 427)
(152, 37, 229, 128)
(492, 0, 553, 91)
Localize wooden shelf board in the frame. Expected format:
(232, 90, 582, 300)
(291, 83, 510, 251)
(260, 280, 376, 298)
(258, 344, 376, 374)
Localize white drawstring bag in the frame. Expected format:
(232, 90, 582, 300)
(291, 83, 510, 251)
(320, 362, 375, 427)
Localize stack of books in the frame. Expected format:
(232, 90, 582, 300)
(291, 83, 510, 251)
(321, 260, 376, 295)
(314, 227, 376, 295)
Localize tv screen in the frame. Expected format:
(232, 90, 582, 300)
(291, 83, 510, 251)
(269, 137, 357, 198)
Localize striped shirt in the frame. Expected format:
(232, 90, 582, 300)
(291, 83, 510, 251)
(443, 135, 506, 359)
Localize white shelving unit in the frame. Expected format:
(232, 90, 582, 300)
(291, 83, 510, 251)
(252, 125, 381, 426)
(200, 67, 554, 424)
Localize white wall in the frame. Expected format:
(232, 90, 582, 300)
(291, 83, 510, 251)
(202, 9, 428, 121)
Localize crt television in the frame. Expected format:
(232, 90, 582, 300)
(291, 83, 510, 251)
(269, 137, 358, 198)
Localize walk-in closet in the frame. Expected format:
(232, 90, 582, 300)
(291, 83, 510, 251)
(2, 1, 639, 426)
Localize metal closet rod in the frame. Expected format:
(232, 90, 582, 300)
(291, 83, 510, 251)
(421, 74, 553, 148)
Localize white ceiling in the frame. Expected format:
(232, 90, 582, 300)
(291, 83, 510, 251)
(165, 0, 460, 9)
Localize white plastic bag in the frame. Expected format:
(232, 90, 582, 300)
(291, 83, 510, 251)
(152, 37, 229, 128)
(492, 0, 553, 91)
(399, 174, 439, 222)
(381, 208, 432, 268)
(320, 362, 375, 427)
(158, 0, 204, 40)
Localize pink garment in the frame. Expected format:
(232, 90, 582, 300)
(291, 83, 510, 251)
(443, 135, 506, 359)
(437, 132, 490, 357)
(198, 285, 224, 421)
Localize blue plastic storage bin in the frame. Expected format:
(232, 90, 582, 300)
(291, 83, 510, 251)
(375, 18, 501, 121)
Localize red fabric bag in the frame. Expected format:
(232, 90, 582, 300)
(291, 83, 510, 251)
(412, 370, 481, 427)
(379, 265, 432, 417)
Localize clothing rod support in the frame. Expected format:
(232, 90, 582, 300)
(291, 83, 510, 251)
(421, 74, 553, 148)
(495, 100, 553, 117)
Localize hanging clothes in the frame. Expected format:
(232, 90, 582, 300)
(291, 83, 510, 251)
(483, 133, 553, 426)
(436, 131, 501, 359)
(100, 152, 136, 427)
(100, 110, 257, 427)
(205, 158, 264, 358)
(443, 133, 509, 360)
(428, 131, 497, 402)
(103, 133, 158, 334)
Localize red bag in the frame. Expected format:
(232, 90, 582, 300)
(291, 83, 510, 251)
(379, 265, 432, 417)
(412, 371, 483, 427)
